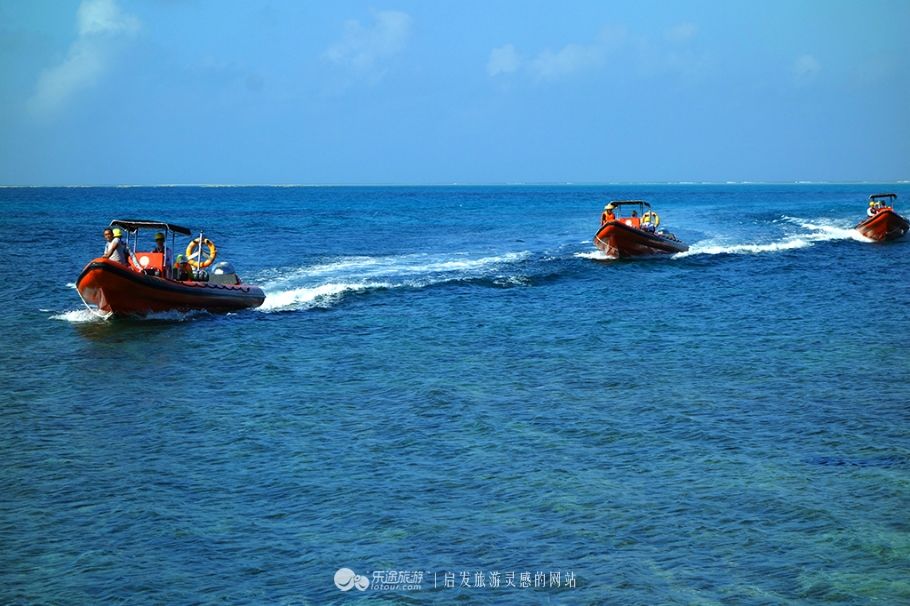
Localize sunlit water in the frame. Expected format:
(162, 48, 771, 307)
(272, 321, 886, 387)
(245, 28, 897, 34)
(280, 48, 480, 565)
(1, 185, 909, 604)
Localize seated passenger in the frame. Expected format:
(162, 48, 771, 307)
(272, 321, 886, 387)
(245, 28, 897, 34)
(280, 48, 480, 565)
(153, 232, 166, 253)
(173, 254, 194, 281)
(601, 204, 616, 224)
(642, 212, 658, 232)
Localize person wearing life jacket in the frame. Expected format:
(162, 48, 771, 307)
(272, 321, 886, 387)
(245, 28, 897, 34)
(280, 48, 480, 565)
(641, 211, 658, 232)
(867, 201, 880, 217)
(601, 203, 616, 224)
(173, 254, 194, 281)
(102, 227, 130, 265)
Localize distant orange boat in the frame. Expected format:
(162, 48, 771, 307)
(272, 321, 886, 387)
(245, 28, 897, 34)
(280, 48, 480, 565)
(76, 219, 265, 318)
(855, 193, 909, 242)
(593, 200, 688, 258)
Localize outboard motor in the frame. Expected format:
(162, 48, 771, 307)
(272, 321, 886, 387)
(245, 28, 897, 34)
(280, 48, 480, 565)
(210, 261, 240, 285)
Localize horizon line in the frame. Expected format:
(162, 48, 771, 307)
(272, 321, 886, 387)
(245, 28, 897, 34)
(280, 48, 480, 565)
(2, 180, 909, 188)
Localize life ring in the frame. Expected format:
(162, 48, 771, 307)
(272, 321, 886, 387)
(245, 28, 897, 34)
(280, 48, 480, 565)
(642, 210, 660, 228)
(186, 237, 217, 268)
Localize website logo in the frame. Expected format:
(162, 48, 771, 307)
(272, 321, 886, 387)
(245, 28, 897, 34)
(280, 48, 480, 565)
(334, 568, 370, 592)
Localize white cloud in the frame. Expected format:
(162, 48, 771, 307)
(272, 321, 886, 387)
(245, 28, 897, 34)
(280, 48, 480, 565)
(487, 44, 521, 77)
(793, 54, 821, 83)
(29, 0, 139, 116)
(30, 42, 105, 115)
(324, 10, 412, 78)
(528, 43, 604, 80)
(77, 0, 139, 36)
(484, 24, 709, 84)
(487, 26, 624, 81)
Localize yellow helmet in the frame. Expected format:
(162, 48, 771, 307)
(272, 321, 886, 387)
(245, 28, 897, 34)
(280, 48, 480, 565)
(154, 232, 165, 241)
(869, 201, 875, 206)
(112, 228, 123, 237)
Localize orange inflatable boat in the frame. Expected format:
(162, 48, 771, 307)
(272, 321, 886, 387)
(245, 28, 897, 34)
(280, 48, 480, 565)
(855, 193, 909, 242)
(593, 200, 689, 258)
(76, 220, 265, 317)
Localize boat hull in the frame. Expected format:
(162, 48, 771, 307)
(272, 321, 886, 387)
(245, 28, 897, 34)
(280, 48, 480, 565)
(855, 209, 910, 241)
(593, 221, 689, 258)
(76, 258, 265, 317)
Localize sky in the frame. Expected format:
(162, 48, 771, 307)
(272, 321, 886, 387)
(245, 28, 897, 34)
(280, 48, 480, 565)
(0, 0, 908, 185)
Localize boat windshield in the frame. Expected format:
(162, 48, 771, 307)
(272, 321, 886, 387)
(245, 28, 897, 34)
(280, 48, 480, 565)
(870, 193, 897, 208)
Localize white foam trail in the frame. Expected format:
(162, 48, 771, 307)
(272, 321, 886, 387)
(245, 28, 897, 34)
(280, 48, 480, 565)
(257, 251, 531, 311)
(676, 215, 873, 258)
(419, 256, 513, 271)
(674, 239, 812, 257)
(259, 281, 392, 312)
(50, 308, 210, 322)
(259, 251, 530, 289)
(301, 256, 382, 275)
(782, 216, 873, 243)
(65, 282, 77, 289)
(50, 309, 101, 323)
(493, 275, 531, 287)
(357, 251, 529, 276)
(256, 257, 381, 288)
(574, 250, 613, 260)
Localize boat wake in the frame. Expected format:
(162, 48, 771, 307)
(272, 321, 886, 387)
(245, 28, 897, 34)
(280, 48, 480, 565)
(50, 308, 213, 323)
(258, 281, 393, 312)
(50, 309, 102, 323)
(256, 251, 533, 312)
(674, 215, 871, 258)
(781, 216, 872, 243)
(573, 250, 614, 261)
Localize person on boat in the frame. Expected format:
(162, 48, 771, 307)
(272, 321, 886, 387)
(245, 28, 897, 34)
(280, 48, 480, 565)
(867, 201, 881, 217)
(102, 228, 129, 265)
(601, 204, 616, 224)
(153, 232, 166, 253)
(641, 212, 657, 233)
(173, 254, 194, 281)
(151, 231, 176, 277)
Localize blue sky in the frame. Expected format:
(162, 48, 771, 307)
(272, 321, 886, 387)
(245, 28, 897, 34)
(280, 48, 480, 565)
(1, 0, 908, 185)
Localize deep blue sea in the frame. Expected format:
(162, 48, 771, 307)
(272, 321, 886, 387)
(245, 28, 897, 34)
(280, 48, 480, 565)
(1, 184, 909, 605)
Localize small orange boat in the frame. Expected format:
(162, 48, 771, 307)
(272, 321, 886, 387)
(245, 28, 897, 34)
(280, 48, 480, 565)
(76, 220, 265, 317)
(855, 193, 909, 242)
(593, 200, 688, 258)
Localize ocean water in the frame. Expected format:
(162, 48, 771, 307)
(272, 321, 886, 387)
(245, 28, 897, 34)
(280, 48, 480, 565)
(1, 184, 909, 605)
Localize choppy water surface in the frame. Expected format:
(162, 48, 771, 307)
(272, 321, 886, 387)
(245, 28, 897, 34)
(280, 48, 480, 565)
(1, 185, 909, 604)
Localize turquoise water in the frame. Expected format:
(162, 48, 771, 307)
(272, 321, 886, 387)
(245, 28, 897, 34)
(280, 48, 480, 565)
(1, 184, 909, 604)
